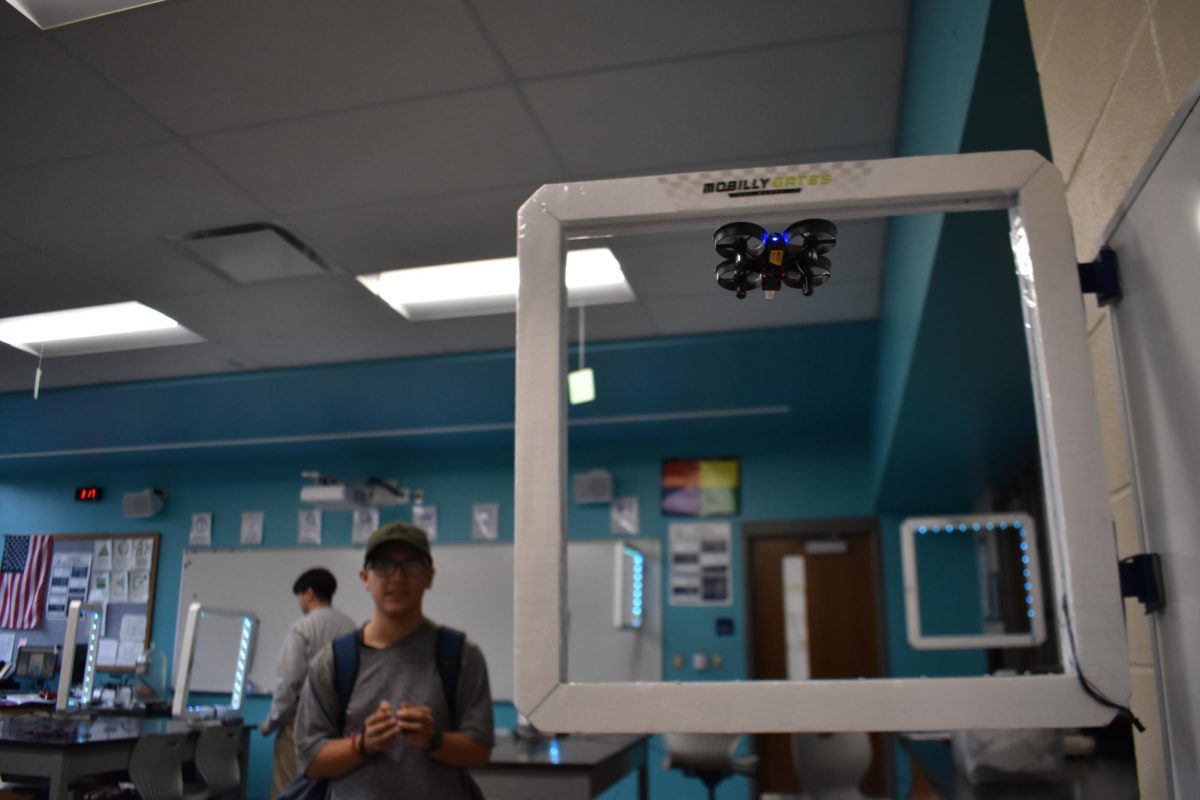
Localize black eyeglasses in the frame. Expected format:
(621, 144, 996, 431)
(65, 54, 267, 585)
(368, 557, 430, 578)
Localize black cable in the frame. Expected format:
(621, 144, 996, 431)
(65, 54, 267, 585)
(366, 477, 404, 497)
(1060, 596, 1144, 732)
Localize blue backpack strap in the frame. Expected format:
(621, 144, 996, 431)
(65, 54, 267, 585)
(435, 626, 466, 725)
(330, 630, 361, 729)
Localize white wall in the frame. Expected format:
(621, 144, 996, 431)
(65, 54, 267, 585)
(1025, 1, 1200, 796)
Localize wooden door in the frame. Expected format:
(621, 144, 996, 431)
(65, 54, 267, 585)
(747, 525, 887, 796)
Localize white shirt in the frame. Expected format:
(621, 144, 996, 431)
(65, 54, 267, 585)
(265, 605, 357, 731)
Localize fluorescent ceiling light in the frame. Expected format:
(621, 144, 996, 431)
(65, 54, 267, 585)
(5, 0, 169, 29)
(358, 248, 635, 321)
(0, 302, 202, 357)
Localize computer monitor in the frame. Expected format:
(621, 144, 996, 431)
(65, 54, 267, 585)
(14, 646, 57, 679)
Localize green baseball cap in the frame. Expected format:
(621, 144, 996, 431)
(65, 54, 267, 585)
(364, 521, 431, 564)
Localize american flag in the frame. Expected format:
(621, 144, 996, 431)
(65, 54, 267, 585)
(0, 535, 51, 629)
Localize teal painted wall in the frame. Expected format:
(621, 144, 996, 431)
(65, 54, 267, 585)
(0, 420, 877, 800)
(871, 0, 996, 501)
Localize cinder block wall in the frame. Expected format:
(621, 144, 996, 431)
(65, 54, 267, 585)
(1024, 1, 1200, 796)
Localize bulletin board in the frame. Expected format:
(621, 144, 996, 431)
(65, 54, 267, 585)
(0, 533, 159, 673)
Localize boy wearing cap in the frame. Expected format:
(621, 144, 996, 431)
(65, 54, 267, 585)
(294, 523, 494, 799)
(261, 567, 357, 798)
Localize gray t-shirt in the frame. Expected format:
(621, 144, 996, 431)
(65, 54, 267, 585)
(294, 619, 494, 800)
(266, 605, 358, 731)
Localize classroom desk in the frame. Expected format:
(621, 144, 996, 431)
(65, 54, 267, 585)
(0, 715, 251, 800)
(472, 732, 649, 800)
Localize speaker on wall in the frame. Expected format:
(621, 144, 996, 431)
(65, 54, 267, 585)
(123, 489, 165, 519)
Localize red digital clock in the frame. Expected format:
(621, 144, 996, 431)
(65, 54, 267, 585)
(75, 487, 102, 502)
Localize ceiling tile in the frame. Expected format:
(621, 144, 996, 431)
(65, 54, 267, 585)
(286, 183, 538, 274)
(0, 37, 168, 170)
(0, 143, 265, 248)
(54, 0, 507, 134)
(0, 342, 99, 394)
(643, 281, 879, 335)
(151, 276, 400, 340)
(474, 0, 906, 78)
(524, 35, 904, 174)
(0, 4, 34, 40)
(217, 321, 445, 368)
(52, 342, 260, 384)
(0, 228, 31, 256)
(50, 237, 234, 298)
(419, 313, 517, 354)
(192, 88, 563, 214)
(0, 251, 128, 316)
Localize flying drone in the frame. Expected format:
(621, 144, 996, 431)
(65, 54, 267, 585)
(713, 219, 838, 299)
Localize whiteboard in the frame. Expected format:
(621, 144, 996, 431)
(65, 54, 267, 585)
(1108, 94, 1200, 795)
(174, 540, 661, 700)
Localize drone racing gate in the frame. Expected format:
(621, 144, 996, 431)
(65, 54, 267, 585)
(512, 151, 1129, 733)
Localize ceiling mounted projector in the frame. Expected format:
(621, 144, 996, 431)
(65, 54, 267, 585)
(299, 472, 408, 510)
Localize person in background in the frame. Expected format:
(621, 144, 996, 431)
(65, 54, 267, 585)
(261, 567, 357, 799)
(294, 522, 493, 799)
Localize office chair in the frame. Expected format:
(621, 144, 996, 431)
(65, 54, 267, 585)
(193, 724, 243, 798)
(789, 732, 872, 800)
(127, 733, 206, 800)
(663, 733, 757, 800)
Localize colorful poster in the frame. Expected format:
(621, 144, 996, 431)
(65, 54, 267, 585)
(661, 458, 740, 517)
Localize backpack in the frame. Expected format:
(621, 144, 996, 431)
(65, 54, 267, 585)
(276, 625, 478, 800)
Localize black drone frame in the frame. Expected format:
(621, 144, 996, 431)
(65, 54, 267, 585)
(713, 219, 838, 299)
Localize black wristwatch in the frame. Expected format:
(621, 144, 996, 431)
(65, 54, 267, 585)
(426, 726, 444, 753)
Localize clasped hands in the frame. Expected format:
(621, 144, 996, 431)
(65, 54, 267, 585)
(360, 699, 438, 755)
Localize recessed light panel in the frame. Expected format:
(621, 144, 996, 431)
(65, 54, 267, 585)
(5, 0, 168, 29)
(359, 248, 634, 321)
(0, 301, 202, 357)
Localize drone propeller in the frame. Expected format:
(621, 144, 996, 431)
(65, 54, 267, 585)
(713, 222, 767, 260)
(715, 259, 761, 299)
(784, 255, 832, 296)
(784, 218, 838, 255)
